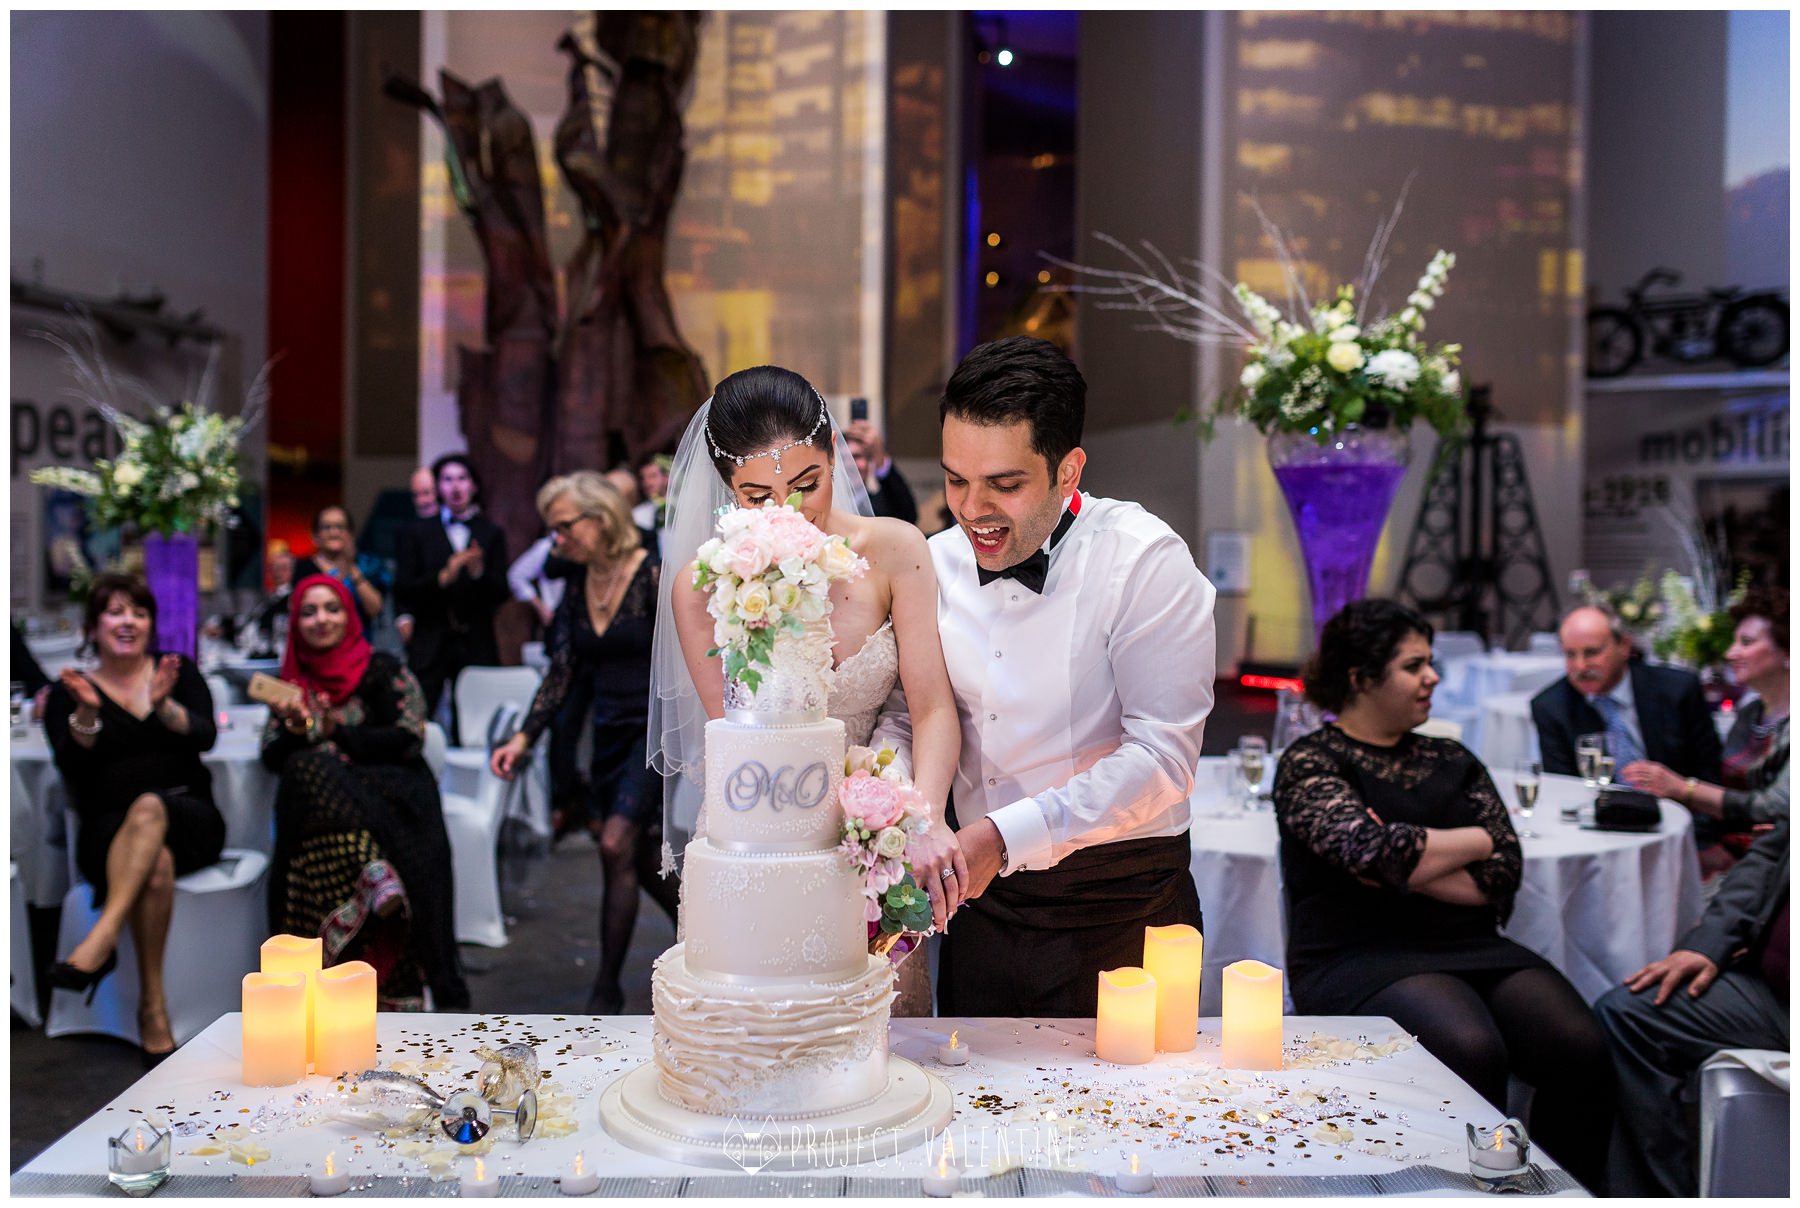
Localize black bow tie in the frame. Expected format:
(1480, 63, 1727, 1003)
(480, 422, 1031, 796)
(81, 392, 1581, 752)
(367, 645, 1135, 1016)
(976, 507, 1078, 594)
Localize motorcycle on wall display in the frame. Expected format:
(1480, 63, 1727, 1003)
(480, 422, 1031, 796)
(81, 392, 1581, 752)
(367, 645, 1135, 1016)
(1586, 268, 1789, 378)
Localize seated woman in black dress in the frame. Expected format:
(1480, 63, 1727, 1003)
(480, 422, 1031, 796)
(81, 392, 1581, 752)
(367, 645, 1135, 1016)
(43, 573, 225, 1064)
(1273, 599, 1612, 1192)
(261, 575, 468, 1010)
(491, 471, 675, 1014)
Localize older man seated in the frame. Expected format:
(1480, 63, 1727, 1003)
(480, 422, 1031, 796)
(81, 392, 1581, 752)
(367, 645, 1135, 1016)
(1531, 602, 1721, 783)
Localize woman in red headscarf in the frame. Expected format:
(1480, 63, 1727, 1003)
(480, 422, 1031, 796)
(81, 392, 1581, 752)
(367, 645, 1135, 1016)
(260, 575, 468, 1010)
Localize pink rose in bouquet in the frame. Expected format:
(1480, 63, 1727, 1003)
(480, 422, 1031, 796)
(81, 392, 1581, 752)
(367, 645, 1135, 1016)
(725, 530, 773, 580)
(839, 769, 905, 830)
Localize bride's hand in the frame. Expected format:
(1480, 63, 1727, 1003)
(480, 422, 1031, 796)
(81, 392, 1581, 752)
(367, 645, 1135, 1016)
(911, 821, 970, 932)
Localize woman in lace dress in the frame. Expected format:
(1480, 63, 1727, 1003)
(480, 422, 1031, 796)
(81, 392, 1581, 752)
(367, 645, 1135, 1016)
(1273, 599, 1611, 1191)
(657, 366, 964, 1015)
(492, 472, 675, 1014)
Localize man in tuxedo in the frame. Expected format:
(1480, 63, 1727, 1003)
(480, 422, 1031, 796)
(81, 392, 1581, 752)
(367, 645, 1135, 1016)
(1531, 603, 1721, 783)
(876, 336, 1217, 1017)
(1594, 820, 1788, 1196)
(393, 453, 511, 726)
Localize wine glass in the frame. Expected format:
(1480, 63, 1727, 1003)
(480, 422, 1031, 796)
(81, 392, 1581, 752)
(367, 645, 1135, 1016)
(1235, 736, 1269, 809)
(1576, 733, 1607, 788)
(1596, 752, 1616, 787)
(9, 681, 25, 737)
(1513, 760, 1541, 838)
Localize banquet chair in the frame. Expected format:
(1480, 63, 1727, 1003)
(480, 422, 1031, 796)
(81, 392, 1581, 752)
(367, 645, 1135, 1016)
(11, 863, 41, 1027)
(431, 711, 521, 948)
(45, 818, 268, 1047)
(1698, 1049, 1790, 1197)
(451, 666, 540, 748)
(1433, 631, 1487, 663)
(1414, 717, 1465, 742)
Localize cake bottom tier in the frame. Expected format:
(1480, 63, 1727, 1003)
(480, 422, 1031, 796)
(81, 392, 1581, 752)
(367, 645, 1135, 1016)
(651, 945, 895, 1117)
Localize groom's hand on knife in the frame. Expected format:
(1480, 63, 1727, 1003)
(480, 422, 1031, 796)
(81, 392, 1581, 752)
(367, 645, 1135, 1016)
(955, 818, 1006, 903)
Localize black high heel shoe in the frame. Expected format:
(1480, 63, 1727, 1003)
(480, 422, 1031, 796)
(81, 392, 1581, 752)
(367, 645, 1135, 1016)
(48, 950, 118, 1005)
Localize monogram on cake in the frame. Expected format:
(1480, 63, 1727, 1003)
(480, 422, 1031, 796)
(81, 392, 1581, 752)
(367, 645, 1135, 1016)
(599, 500, 951, 1168)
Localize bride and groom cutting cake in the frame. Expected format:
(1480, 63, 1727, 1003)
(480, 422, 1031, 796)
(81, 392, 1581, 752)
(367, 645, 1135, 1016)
(600, 335, 1216, 1161)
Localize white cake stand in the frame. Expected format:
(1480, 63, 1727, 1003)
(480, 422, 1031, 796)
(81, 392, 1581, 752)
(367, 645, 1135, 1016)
(599, 1056, 953, 1172)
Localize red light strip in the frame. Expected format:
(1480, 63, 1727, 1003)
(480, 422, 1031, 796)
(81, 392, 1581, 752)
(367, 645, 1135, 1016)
(1240, 674, 1304, 693)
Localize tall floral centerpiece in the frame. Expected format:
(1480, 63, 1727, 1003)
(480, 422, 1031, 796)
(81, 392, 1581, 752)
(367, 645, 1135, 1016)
(29, 327, 264, 658)
(1231, 252, 1464, 642)
(1050, 199, 1468, 644)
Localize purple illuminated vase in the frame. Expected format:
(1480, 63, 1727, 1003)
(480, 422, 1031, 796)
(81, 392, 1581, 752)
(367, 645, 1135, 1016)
(142, 532, 200, 659)
(1267, 425, 1411, 646)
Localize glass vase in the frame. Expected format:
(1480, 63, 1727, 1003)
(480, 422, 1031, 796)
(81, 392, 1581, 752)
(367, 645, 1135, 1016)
(1267, 424, 1411, 647)
(142, 531, 201, 659)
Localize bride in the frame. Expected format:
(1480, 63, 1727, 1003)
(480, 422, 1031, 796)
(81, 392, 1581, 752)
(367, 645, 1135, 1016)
(650, 366, 964, 1012)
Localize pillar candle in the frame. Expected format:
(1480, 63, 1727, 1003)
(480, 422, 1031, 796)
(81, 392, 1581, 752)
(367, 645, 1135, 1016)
(1220, 959, 1283, 1070)
(1142, 924, 1203, 1052)
(242, 971, 308, 1086)
(261, 934, 322, 1066)
(313, 961, 377, 1078)
(1095, 967, 1158, 1065)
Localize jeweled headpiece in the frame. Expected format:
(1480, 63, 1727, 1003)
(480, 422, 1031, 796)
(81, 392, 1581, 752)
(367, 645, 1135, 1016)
(705, 394, 830, 475)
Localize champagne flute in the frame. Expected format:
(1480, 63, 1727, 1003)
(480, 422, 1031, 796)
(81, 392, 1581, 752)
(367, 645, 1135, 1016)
(1235, 736, 1269, 809)
(1576, 733, 1606, 788)
(1596, 753, 1616, 787)
(1513, 760, 1541, 838)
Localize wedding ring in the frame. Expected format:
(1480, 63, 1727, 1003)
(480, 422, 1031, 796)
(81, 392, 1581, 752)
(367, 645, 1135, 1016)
(939, 867, 954, 881)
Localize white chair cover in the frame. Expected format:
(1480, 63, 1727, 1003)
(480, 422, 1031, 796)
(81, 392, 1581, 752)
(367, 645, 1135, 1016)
(440, 707, 519, 948)
(11, 862, 41, 1027)
(1700, 1049, 1791, 1197)
(451, 667, 541, 748)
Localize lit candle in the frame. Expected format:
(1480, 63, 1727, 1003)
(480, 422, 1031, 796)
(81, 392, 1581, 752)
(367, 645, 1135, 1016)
(1142, 923, 1203, 1052)
(935, 1029, 971, 1066)
(1466, 1119, 1530, 1185)
(260, 934, 323, 1068)
(559, 1152, 599, 1196)
(1095, 967, 1158, 1065)
(1220, 959, 1283, 1071)
(1116, 1152, 1154, 1194)
(110, 1124, 167, 1175)
(921, 1137, 961, 1197)
(242, 971, 308, 1086)
(461, 1157, 500, 1198)
(313, 961, 376, 1078)
(309, 1151, 349, 1196)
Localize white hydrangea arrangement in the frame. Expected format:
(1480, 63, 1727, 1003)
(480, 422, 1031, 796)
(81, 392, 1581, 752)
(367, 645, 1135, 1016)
(28, 324, 265, 536)
(1229, 250, 1466, 442)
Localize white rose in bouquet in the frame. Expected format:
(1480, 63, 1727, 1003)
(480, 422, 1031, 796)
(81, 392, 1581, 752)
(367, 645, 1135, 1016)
(1325, 341, 1365, 374)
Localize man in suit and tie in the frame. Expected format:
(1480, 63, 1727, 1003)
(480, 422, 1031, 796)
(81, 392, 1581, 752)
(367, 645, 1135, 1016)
(1594, 820, 1788, 1196)
(394, 453, 511, 728)
(1531, 603, 1722, 784)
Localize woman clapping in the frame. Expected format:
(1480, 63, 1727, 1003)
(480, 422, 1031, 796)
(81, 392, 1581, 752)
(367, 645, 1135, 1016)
(44, 574, 224, 1065)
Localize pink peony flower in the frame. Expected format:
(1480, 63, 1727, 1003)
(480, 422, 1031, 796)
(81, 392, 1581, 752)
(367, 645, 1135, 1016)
(765, 509, 826, 561)
(839, 770, 905, 830)
(725, 531, 772, 579)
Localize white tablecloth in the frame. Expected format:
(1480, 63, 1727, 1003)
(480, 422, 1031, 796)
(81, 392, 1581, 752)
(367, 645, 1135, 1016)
(20, 1012, 1577, 1193)
(1477, 692, 1740, 773)
(22, 632, 84, 680)
(1188, 763, 1702, 1006)
(10, 706, 275, 908)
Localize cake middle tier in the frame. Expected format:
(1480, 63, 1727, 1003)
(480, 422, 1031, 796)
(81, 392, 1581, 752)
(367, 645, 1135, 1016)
(703, 715, 846, 853)
(681, 839, 870, 982)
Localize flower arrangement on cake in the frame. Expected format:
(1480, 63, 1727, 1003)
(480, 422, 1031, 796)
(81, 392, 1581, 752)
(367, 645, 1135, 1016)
(692, 495, 867, 691)
(837, 745, 937, 962)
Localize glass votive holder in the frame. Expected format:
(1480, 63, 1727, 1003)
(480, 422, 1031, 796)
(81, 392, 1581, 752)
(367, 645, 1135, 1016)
(108, 1121, 172, 1196)
(1465, 1118, 1531, 1191)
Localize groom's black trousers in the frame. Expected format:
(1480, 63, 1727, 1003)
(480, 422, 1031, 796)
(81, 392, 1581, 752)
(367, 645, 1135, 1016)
(937, 830, 1203, 1018)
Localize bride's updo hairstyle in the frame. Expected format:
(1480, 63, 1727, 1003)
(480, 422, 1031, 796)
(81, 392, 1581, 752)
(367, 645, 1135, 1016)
(1301, 598, 1435, 713)
(706, 365, 831, 480)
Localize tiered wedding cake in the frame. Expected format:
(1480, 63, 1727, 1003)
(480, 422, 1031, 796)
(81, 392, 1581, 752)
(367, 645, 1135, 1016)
(599, 511, 950, 1169)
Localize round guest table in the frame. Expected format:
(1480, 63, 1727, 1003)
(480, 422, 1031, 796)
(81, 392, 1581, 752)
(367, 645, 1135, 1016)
(1188, 759, 1702, 1009)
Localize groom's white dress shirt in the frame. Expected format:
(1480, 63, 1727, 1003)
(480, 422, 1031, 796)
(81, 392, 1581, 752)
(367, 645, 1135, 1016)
(877, 492, 1217, 872)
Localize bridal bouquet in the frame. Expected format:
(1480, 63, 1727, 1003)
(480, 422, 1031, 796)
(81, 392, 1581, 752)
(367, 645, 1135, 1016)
(691, 495, 866, 691)
(836, 745, 936, 961)
(1228, 250, 1465, 442)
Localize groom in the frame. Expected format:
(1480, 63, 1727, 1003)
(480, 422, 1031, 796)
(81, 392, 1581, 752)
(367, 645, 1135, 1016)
(878, 336, 1217, 1016)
